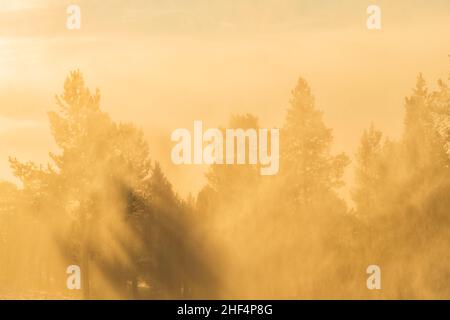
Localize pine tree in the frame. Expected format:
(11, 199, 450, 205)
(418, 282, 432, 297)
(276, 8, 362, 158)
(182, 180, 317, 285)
(281, 77, 349, 205)
(352, 124, 385, 214)
(10, 71, 153, 298)
(404, 74, 448, 171)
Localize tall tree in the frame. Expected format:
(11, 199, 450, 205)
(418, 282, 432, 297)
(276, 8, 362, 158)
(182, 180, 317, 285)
(281, 78, 349, 205)
(352, 71, 450, 298)
(10, 70, 152, 298)
(352, 124, 385, 215)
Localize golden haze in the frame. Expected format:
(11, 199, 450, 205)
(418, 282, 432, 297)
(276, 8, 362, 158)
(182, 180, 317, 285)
(0, 0, 449, 299)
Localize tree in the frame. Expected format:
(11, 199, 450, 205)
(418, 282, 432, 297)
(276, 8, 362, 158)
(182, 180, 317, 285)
(0, 182, 20, 290)
(352, 124, 385, 215)
(281, 78, 349, 205)
(195, 79, 354, 298)
(10, 70, 153, 298)
(403, 74, 449, 172)
(352, 71, 450, 298)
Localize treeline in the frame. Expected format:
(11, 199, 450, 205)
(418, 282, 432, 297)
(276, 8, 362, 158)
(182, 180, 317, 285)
(0, 71, 218, 299)
(0, 63, 449, 299)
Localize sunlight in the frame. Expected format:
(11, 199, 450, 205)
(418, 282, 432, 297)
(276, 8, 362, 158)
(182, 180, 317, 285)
(0, 0, 449, 301)
(0, 116, 42, 133)
(0, 38, 13, 82)
(0, 0, 40, 13)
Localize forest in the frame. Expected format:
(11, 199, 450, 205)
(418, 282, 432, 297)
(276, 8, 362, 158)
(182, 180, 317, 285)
(0, 60, 449, 299)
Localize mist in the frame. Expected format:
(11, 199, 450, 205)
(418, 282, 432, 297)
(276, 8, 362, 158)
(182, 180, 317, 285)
(0, 0, 449, 299)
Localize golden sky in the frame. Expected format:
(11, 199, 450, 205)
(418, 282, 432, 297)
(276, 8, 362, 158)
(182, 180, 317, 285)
(1, 0, 449, 200)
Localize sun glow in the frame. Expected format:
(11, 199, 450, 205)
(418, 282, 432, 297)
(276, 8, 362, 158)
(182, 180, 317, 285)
(0, 0, 40, 13)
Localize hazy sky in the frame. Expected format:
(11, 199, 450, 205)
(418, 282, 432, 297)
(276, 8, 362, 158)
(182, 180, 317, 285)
(1, 0, 449, 201)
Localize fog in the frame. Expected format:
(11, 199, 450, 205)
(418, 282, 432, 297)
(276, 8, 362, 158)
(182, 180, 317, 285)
(0, 0, 449, 299)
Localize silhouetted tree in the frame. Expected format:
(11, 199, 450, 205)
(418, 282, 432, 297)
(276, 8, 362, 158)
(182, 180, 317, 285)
(282, 78, 349, 205)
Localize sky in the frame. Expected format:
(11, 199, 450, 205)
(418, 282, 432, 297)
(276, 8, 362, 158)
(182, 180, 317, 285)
(0, 0, 449, 202)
